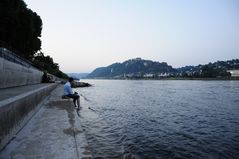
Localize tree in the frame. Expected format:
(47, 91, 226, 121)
(0, 0, 42, 59)
(32, 52, 68, 79)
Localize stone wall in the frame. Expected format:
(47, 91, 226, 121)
(0, 57, 43, 88)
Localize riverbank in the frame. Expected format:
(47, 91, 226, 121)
(0, 85, 92, 159)
(86, 77, 239, 80)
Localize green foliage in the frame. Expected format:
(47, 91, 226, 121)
(0, 0, 67, 79)
(200, 61, 232, 78)
(201, 65, 220, 77)
(0, 0, 42, 59)
(32, 52, 68, 79)
(178, 59, 238, 78)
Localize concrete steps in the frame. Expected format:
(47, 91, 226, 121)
(0, 83, 58, 150)
(0, 84, 92, 159)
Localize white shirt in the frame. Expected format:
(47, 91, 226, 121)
(63, 82, 73, 95)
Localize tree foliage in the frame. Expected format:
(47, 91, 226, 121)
(0, 0, 68, 79)
(0, 0, 42, 59)
(32, 52, 68, 79)
(177, 59, 239, 78)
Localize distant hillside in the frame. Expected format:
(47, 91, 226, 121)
(67, 73, 89, 80)
(87, 58, 176, 78)
(87, 58, 239, 79)
(176, 59, 239, 77)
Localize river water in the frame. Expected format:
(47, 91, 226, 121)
(76, 80, 239, 159)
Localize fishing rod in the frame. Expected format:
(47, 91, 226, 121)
(88, 107, 96, 111)
(80, 94, 92, 102)
(79, 94, 96, 111)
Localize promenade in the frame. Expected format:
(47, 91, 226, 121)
(0, 84, 50, 101)
(0, 85, 92, 159)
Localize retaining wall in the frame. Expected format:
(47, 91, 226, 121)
(0, 57, 43, 88)
(0, 83, 58, 150)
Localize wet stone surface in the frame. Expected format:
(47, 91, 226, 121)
(0, 85, 92, 159)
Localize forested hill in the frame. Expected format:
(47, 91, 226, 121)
(87, 58, 239, 79)
(176, 59, 239, 78)
(87, 58, 176, 78)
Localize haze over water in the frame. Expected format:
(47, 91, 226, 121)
(77, 80, 239, 159)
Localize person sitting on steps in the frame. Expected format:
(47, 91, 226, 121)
(63, 77, 80, 108)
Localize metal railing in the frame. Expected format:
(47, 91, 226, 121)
(0, 47, 33, 68)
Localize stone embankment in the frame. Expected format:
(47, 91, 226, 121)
(0, 84, 92, 159)
(0, 48, 92, 158)
(0, 48, 43, 89)
(0, 83, 57, 150)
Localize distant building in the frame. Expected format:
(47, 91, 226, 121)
(124, 73, 134, 78)
(158, 73, 169, 77)
(144, 73, 154, 78)
(227, 70, 239, 77)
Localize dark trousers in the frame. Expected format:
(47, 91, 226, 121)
(66, 94, 80, 106)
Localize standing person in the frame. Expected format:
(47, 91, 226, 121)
(64, 77, 80, 108)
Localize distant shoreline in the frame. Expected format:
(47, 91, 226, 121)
(84, 77, 239, 80)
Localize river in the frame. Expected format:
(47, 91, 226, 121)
(76, 80, 239, 159)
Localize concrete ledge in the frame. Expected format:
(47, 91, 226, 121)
(0, 85, 92, 158)
(0, 83, 58, 150)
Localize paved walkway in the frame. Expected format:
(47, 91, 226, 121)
(0, 83, 50, 101)
(0, 85, 92, 159)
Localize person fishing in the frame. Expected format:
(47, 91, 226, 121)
(63, 77, 80, 108)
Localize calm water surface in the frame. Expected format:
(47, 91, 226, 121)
(77, 80, 239, 159)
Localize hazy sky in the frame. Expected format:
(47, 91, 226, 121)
(24, 0, 239, 73)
